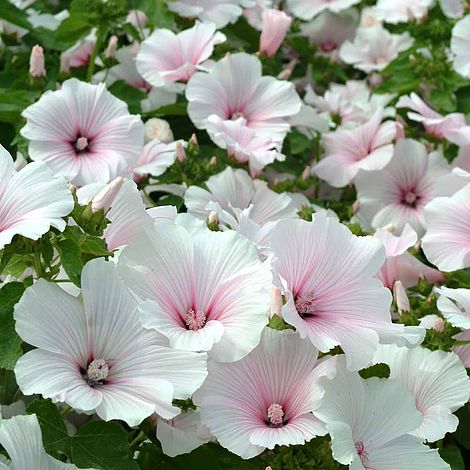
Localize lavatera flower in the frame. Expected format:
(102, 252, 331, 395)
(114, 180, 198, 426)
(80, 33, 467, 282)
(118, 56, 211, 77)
(20, 78, 144, 186)
(13, 258, 207, 426)
(269, 215, 423, 371)
(315, 357, 451, 470)
(0, 145, 74, 251)
(193, 328, 336, 459)
(119, 223, 272, 362)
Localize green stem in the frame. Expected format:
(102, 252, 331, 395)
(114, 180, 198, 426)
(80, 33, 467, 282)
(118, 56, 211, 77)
(86, 29, 105, 82)
(129, 431, 146, 449)
(61, 405, 72, 416)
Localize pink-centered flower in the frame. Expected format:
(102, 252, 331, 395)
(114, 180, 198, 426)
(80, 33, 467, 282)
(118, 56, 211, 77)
(269, 215, 423, 370)
(316, 357, 450, 470)
(136, 22, 226, 87)
(168, 0, 255, 28)
(0, 145, 74, 250)
(14, 258, 207, 426)
(354, 139, 451, 236)
(396, 93, 465, 139)
(313, 109, 396, 187)
(258, 9, 292, 57)
(300, 10, 358, 58)
(119, 223, 272, 362)
(286, 0, 361, 21)
(422, 183, 470, 271)
(340, 25, 413, 72)
(21, 78, 144, 186)
(193, 328, 336, 459)
(373, 344, 470, 442)
(186, 52, 301, 140)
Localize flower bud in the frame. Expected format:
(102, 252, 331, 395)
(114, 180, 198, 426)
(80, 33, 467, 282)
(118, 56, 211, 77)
(144, 118, 174, 144)
(269, 287, 283, 318)
(259, 9, 292, 57)
(29, 45, 46, 78)
(104, 35, 118, 59)
(91, 177, 124, 213)
(393, 281, 410, 314)
(175, 141, 186, 162)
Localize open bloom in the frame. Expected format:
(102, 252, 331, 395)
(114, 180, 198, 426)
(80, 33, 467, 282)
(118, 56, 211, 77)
(316, 358, 450, 469)
(313, 109, 396, 187)
(14, 258, 207, 426)
(193, 328, 335, 459)
(440, 0, 464, 18)
(186, 52, 301, 140)
(119, 224, 272, 362)
(436, 287, 470, 329)
(21, 78, 144, 186)
(374, 0, 432, 23)
(205, 116, 285, 174)
(258, 9, 292, 57)
(0, 146, 73, 250)
(451, 15, 470, 78)
(300, 10, 358, 58)
(0, 413, 81, 469)
(340, 25, 413, 72)
(269, 215, 423, 370)
(133, 139, 182, 180)
(168, 0, 255, 27)
(375, 224, 444, 293)
(421, 183, 470, 271)
(355, 139, 451, 236)
(136, 22, 225, 87)
(373, 344, 470, 442)
(184, 167, 304, 247)
(396, 93, 466, 139)
(305, 80, 395, 126)
(286, 0, 360, 21)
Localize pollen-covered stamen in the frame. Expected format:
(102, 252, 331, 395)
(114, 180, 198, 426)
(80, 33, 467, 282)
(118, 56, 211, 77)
(295, 292, 316, 318)
(266, 403, 285, 427)
(403, 190, 418, 206)
(86, 358, 109, 386)
(74, 136, 89, 152)
(185, 309, 206, 330)
(231, 111, 244, 120)
(355, 441, 369, 464)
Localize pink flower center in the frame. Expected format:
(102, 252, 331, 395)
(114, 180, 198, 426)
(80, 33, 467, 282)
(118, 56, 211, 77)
(402, 190, 418, 207)
(85, 358, 109, 386)
(185, 309, 206, 330)
(266, 403, 285, 427)
(75, 136, 89, 152)
(355, 441, 368, 464)
(295, 292, 316, 318)
(321, 41, 338, 52)
(231, 111, 244, 120)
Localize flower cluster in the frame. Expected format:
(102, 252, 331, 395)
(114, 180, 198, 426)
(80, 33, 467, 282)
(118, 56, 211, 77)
(0, 0, 470, 469)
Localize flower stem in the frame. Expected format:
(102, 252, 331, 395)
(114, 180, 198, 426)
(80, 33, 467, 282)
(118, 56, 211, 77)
(86, 29, 105, 82)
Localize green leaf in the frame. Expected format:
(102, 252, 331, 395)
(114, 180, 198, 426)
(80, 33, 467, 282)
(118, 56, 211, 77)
(359, 363, 390, 380)
(57, 239, 83, 287)
(70, 421, 138, 470)
(456, 86, 470, 114)
(0, 282, 25, 369)
(55, 13, 92, 48)
(27, 399, 71, 456)
(440, 447, 465, 470)
(0, 89, 37, 124)
(0, 1, 31, 30)
(109, 81, 147, 114)
(454, 405, 470, 450)
(62, 226, 110, 257)
(143, 102, 188, 118)
(134, 0, 175, 28)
